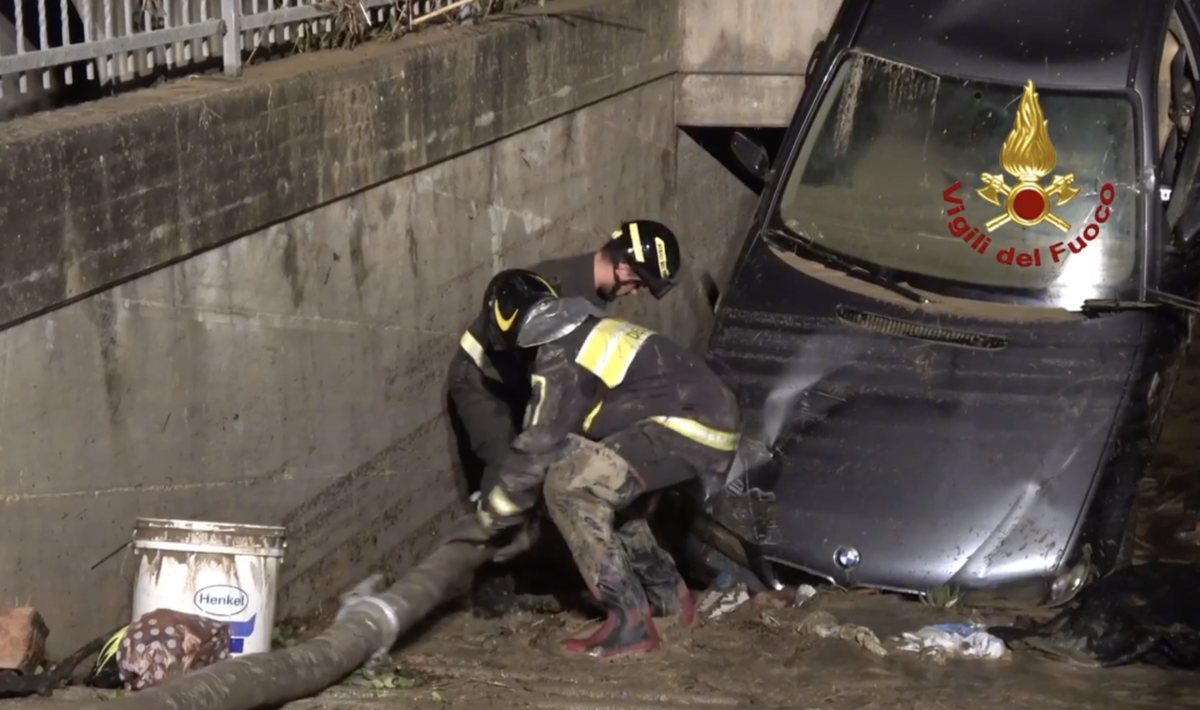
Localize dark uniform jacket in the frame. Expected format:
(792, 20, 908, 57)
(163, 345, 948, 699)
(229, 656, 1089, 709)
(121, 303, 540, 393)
(486, 314, 741, 503)
(448, 254, 607, 480)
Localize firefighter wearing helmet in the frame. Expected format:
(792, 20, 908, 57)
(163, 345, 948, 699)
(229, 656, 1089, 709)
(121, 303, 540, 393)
(446, 222, 685, 616)
(599, 220, 683, 300)
(449, 268, 741, 659)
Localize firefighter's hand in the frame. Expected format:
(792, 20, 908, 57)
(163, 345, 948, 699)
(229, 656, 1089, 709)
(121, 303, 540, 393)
(444, 513, 502, 546)
(479, 484, 536, 528)
(444, 511, 536, 564)
(446, 486, 529, 546)
(492, 516, 541, 564)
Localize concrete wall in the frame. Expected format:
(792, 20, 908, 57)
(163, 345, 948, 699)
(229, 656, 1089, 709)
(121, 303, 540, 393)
(0, 0, 678, 332)
(676, 0, 842, 126)
(0, 0, 757, 653)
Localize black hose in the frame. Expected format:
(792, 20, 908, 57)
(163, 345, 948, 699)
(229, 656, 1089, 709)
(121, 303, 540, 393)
(83, 539, 495, 710)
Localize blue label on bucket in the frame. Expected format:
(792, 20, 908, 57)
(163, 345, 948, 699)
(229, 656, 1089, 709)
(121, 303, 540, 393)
(227, 615, 256, 654)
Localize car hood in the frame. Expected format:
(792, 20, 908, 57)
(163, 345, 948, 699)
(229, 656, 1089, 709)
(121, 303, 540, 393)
(706, 245, 1145, 592)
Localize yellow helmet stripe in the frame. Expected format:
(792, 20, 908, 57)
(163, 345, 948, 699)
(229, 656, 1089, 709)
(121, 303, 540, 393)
(627, 223, 646, 263)
(532, 274, 559, 297)
(654, 237, 670, 278)
(494, 301, 518, 331)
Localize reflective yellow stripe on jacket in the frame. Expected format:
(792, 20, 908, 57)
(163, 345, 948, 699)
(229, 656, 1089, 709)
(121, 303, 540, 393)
(575, 318, 656, 388)
(650, 416, 741, 452)
(460, 331, 488, 369)
(526, 374, 548, 427)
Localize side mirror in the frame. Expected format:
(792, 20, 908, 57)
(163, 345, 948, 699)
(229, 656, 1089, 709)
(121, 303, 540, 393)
(806, 39, 827, 81)
(698, 271, 720, 313)
(730, 131, 770, 181)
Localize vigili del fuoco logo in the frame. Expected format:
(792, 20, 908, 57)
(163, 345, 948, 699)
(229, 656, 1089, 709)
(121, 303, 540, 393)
(942, 79, 1116, 268)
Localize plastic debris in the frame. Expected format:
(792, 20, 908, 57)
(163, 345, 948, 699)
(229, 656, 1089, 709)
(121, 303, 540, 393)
(797, 610, 888, 656)
(698, 581, 751, 620)
(896, 622, 1010, 662)
(794, 584, 818, 606)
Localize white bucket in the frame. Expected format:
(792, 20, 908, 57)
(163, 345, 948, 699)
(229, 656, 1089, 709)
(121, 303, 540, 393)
(131, 517, 287, 656)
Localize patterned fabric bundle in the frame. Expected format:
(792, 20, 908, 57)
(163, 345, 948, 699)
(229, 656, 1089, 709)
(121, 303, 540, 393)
(115, 608, 231, 690)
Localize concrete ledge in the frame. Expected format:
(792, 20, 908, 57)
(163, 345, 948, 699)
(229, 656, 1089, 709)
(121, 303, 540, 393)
(0, 0, 676, 330)
(675, 73, 805, 127)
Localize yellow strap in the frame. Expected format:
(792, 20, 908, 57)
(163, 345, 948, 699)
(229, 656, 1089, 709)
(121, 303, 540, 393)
(527, 374, 548, 427)
(575, 318, 656, 388)
(459, 331, 488, 369)
(582, 401, 603, 432)
(95, 625, 128, 671)
(649, 416, 741, 452)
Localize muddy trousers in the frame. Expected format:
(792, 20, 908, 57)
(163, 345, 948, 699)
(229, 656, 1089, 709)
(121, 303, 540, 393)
(543, 424, 730, 658)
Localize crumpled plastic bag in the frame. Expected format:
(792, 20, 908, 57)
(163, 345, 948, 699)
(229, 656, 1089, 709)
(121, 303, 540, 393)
(896, 622, 1009, 661)
(118, 608, 231, 690)
(698, 581, 752, 620)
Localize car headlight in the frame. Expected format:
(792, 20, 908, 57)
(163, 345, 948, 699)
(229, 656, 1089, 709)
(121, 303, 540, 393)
(1046, 543, 1095, 607)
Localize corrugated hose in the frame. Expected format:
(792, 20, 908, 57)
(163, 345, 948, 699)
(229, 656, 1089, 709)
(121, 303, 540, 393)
(81, 536, 495, 710)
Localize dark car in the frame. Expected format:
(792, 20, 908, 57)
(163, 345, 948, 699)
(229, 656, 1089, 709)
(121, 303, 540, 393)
(704, 0, 1200, 607)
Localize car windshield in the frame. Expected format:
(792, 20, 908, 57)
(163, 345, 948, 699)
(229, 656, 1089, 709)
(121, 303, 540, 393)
(777, 50, 1140, 310)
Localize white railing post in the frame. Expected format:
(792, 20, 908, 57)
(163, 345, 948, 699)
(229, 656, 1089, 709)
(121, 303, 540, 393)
(222, 0, 241, 76)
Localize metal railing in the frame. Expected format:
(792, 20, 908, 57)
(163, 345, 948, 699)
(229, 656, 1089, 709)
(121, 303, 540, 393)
(0, 0, 540, 106)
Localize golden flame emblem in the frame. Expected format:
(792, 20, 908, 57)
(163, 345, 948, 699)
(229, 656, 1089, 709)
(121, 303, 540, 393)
(976, 79, 1079, 233)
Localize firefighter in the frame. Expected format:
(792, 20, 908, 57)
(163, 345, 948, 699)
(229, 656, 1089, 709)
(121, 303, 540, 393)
(451, 268, 742, 659)
(448, 221, 684, 615)
(448, 220, 684, 497)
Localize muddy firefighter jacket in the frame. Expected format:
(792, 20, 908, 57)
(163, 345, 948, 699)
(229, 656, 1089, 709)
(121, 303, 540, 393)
(481, 315, 742, 510)
(448, 254, 608, 476)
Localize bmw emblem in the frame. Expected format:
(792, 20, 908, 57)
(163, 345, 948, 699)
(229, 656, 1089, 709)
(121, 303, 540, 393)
(833, 546, 861, 570)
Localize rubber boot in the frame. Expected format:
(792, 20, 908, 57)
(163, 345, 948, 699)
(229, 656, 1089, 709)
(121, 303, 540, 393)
(645, 578, 698, 627)
(561, 567, 661, 659)
(619, 519, 698, 627)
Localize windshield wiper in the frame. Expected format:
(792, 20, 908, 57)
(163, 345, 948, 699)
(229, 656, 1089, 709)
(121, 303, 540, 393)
(763, 227, 928, 303)
(1083, 289, 1200, 316)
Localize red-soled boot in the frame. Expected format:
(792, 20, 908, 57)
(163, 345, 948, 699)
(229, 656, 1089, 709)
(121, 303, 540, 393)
(561, 576, 662, 659)
(646, 578, 697, 628)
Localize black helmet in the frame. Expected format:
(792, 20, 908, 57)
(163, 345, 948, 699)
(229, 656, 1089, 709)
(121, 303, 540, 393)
(484, 268, 559, 349)
(602, 220, 682, 299)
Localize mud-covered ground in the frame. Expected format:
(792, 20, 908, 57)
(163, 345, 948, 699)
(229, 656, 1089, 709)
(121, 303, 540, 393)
(374, 592, 1196, 710)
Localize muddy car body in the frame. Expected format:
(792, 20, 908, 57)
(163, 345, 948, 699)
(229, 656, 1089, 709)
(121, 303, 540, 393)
(706, 0, 1200, 606)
